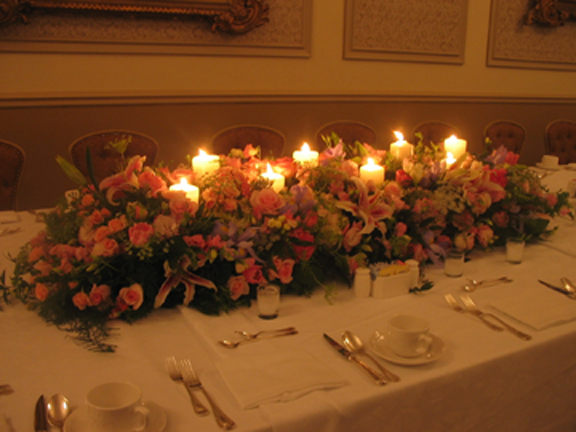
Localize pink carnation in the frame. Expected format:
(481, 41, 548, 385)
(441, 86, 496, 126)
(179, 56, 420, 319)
(72, 291, 90, 310)
(129, 223, 154, 247)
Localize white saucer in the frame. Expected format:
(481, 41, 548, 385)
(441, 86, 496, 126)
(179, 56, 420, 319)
(535, 162, 562, 171)
(369, 331, 445, 366)
(63, 401, 166, 432)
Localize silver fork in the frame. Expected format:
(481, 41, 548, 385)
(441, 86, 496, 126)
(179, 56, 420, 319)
(460, 295, 532, 341)
(235, 326, 296, 340)
(165, 356, 209, 416)
(444, 294, 503, 332)
(180, 359, 236, 430)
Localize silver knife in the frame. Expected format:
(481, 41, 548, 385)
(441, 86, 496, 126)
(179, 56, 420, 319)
(323, 333, 387, 385)
(538, 280, 576, 299)
(34, 394, 48, 432)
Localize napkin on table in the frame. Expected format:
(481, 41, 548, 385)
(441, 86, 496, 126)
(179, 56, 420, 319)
(216, 351, 347, 409)
(489, 285, 576, 330)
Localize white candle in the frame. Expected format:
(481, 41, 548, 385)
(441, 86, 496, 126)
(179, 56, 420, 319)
(360, 158, 385, 185)
(261, 163, 285, 192)
(192, 149, 220, 178)
(389, 131, 414, 160)
(444, 135, 467, 160)
(292, 142, 319, 166)
(169, 178, 199, 203)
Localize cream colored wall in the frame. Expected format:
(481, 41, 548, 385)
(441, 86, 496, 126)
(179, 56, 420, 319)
(1, 1, 575, 99)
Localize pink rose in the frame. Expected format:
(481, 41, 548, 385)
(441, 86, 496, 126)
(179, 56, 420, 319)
(93, 226, 111, 243)
(72, 291, 90, 310)
(80, 193, 95, 207)
(475, 224, 494, 248)
(269, 257, 295, 284)
(243, 263, 265, 285)
(35, 283, 49, 301)
(250, 188, 284, 219)
(227, 275, 250, 301)
(107, 216, 127, 233)
(92, 238, 120, 257)
(492, 211, 509, 228)
(118, 283, 144, 310)
(184, 234, 206, 249)
(129, 223, 154, 247)
(89, 284, 111, 306)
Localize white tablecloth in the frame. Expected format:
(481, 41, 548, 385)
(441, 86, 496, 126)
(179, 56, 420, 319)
(1, 170, 576, 432)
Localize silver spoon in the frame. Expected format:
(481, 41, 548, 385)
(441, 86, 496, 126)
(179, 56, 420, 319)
(341, 331, 400, 382)
(218, 329, 298, 348)
(561, 277, 576, 295)
(462, 276, 512, 292)
(46, 393, 71, 430)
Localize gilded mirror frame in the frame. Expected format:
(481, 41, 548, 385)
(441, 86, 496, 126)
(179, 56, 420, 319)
(0, 0, 269, 34)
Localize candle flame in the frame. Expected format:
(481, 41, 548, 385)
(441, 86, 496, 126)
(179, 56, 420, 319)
(198, 149, 207, 156)
(446, 152, 456, 165)
(393, 131, 404, 141)
(266, 162, 274, 175)
(366, 158, 375, 166)
(301, 142, 311, 152)
(178, 177, 189, 186)
(446, 135, 458, 143)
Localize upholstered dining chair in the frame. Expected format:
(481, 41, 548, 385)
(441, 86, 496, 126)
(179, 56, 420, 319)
(484, 120, 526, 154)
(545, 119, 576, 164)
(69, 130, 159, 185)
(0, 139, 26, 211)
(412, 121, 460, 148)
(210, 125, 286, 158)
(315, 120, 377, 147)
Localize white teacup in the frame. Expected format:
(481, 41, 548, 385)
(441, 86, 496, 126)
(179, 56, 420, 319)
(386, 315, 433, 358)
(541, 154, 559, 168)
(85, 382, 149, 432)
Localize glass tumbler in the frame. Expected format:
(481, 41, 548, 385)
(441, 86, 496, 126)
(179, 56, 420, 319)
(506, 237, 525, 264)
(257, 284, 280, 319)
(444, 250, 464, 277)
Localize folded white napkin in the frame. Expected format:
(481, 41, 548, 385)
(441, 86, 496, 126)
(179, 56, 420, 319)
(216, 351, 347, 409)
(0, 211, 19, 224)
(489, 285, 576, 330)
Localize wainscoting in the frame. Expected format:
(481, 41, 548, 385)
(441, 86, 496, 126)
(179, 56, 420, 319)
(2, 93, 575, 209)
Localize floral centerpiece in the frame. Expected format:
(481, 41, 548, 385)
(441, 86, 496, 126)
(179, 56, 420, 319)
(2, 136, 572, 351)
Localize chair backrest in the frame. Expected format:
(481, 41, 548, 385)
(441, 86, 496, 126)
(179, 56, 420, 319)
(484, 120, 525, 154)
(412, 121, 459, 148)
(545, 120, 576, 164)
(69, 130, 159, 185)
(210, 125, 285, 159)
(0, 139, 25, 211)
(315, 121, 377, 147)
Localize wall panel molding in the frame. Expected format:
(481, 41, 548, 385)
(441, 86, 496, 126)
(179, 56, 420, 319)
(0, 0, 312, 57)
(344, 0, 468, 64)
(488, 0, 576, 71)
(2, 91, 576, 109)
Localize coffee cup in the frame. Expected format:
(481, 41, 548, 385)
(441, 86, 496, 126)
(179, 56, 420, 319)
(541, 155, 559, 168)
(386, 315, 433, 358)
(85, 382, 149, 432)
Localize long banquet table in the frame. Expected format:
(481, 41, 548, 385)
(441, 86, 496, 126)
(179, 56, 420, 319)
(1, 169, 576, 432)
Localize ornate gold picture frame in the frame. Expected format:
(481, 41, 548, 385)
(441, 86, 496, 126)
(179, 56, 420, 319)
(0, 0, 269, 34)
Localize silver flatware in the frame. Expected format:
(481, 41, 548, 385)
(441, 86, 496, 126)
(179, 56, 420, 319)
(538, 279, 576, 299)
(560, 277, 576, 296)
(180, 359, 236, 430)
(341, 330, 400, 382)
(219, 328, 298, 348)
(235, 326, 296, 340)
(0, 226, 21, 237)
(444, 294, 503, 332)
(460, 295, 532, 341)
(165, 356, 209, 416)
(462, 276, 512, 292)
(46, 393, 71, 430)
(323, 333, 387, 385)
(34, 394, 48, 432)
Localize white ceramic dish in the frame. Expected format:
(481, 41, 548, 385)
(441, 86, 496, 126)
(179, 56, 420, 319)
(535, 162, 562, 171)
(370, 331, 445, 366)
(63, 401, 166, 432)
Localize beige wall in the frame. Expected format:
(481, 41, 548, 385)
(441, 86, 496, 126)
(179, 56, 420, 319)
(1, 1, 575, 98)
(1, 0, 575, 210)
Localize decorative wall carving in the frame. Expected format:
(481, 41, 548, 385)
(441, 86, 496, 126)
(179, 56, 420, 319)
(0, 0, 311, 57)
(488, 0, 576, 71)
(525, 0, 576, 27)
(343, 0, 468, 64)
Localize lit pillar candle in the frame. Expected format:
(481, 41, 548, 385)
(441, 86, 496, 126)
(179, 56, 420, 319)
(444, 135, 467, 160)
(169, 178, 199, 203)
(292, 142, 319, 166)
(360, 158, 385, 185)
(445, 152, 456, 167)
(261, 163, 285, 192)
(192, 149, 220, 178)
(390, 131, 414, 160)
